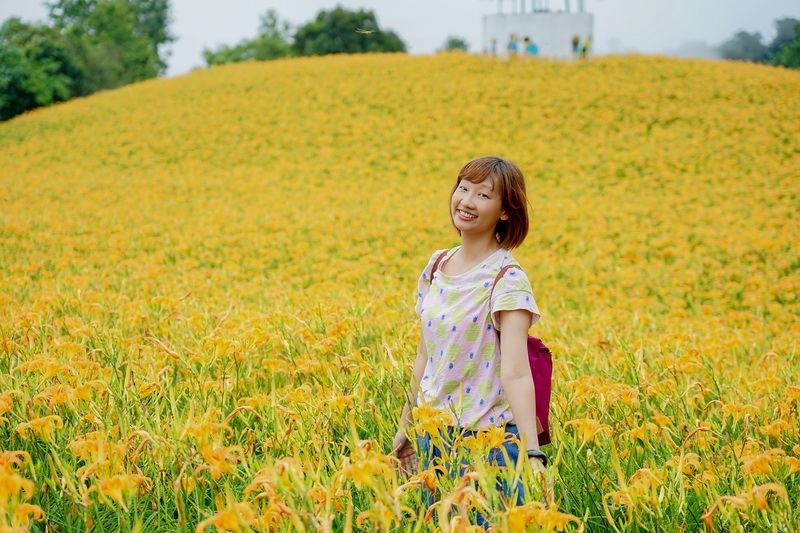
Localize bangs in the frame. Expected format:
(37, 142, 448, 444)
(458, 161, 504, 195)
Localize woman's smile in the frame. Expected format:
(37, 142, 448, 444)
(456, 209, 477, 221)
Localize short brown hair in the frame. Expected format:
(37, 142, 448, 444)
(451, 156, 529, 249)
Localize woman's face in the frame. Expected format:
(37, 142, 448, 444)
(450, 177, 507, 238)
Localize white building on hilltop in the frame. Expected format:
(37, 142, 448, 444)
(482, 0, 594, 60)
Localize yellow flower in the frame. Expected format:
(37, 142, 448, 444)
(709, 482, 789, 520)
(411, 405, 454, 436)
(195, 501, 258, 533)
(404, 466, 443, 492)
(356, 501, 409, 530)
(316, 394, 356, 414)
(741, 449, 785, 476)
(666, 453, 702, 475)
(721, 403, 760, 422)
(623, 421, 658, 446)
(93, 474, 148, 510)
(70, 431, 126, 465)
(786, 386, 800, 402)
(12, 502, 45, 528)
(196, 445, 243, 480)
(782, 456, 800, 475)
(0, 391, 23, 415)
(749, 482, 788, 510)
(15, 415, 63, 441)
(758, 419, 792, 438)
(461, 424, 510, 451)
(338, 457, 393, 489)
(565, 418, 612, 447)
(503, 501, 581, 531)
(0, 472, 35, 507)
(0, 452, 30, 476)
(650, 413, 671, 426)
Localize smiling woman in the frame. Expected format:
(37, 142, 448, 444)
(392, 156, 546, 527)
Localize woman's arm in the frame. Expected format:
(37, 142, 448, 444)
(398, 338, 429, 431)
(392, 338, 429, 472)
(498, 308, 546, 472)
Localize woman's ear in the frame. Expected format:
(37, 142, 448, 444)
(500, 211, 509, 221)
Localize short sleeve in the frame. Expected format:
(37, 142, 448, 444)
(414, 249, 448, 315)
(490, 266, 540, 330)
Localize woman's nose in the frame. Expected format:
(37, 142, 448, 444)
(459, 192, 476, 206)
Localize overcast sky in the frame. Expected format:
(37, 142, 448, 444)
(2, 0, 798, 76)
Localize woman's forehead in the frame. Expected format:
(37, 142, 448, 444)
(462, 175, 498, 190)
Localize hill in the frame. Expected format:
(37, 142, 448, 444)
(0, 53, 798, 532)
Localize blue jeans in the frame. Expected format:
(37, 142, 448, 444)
(417, 424, 525, 528)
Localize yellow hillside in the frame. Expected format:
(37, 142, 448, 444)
(0, 53, 798, 532)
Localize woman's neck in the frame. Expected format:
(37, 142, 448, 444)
(458, 234, 502, 264)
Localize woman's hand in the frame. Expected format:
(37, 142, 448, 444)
(529, 455, 546, 474)
(528, 455, 554, 503)
(392, 430, 417, 475)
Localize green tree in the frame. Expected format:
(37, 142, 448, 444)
(717, 31, 768, 62)
(766, 17, 799, 59)
(203, 9, 293, 66)
(771, 21, 800, 69)
(440, 36, 469, 52)
(0, 17, 81, 120)
(47, 0, 173, 93)
(292, 7, 406, 57)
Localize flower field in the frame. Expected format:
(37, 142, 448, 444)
(0, 52, 798, 532)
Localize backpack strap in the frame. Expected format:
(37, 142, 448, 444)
(429, 249, 450, 282)
(489, 264, 522, 314)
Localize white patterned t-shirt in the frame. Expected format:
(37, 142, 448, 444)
(415, 246, 540, 429)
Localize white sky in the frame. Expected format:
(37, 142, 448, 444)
(2, 0, 798, 76)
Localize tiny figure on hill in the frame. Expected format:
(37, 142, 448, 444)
(508, 34, 519, 57)
(581, 35, 592, 59)
(572, 35, 580, 59)
(524, 37, 539, 58)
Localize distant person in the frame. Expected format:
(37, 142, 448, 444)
(507, 34, 519, 57)
(524, 37, 539, 58)
(572, 35, 580, 58)
(581, 35, 592, 59)
(491, 38, 498, 58)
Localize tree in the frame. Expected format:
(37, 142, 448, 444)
(47, 0, 174, 92)
(292, 7, 406, 57)
(0, 0, 173, 121)
(717, 31, 768, 62)
(0, 17, 81, 120)
(766, 17, 799, 59)
(771, 21, 800, 69)
(203, 9, 293, 66)
(716, 18, 799, 68)
(440, 36, 469, 52)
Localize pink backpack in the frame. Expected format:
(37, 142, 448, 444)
(430, 252, 553, 446)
